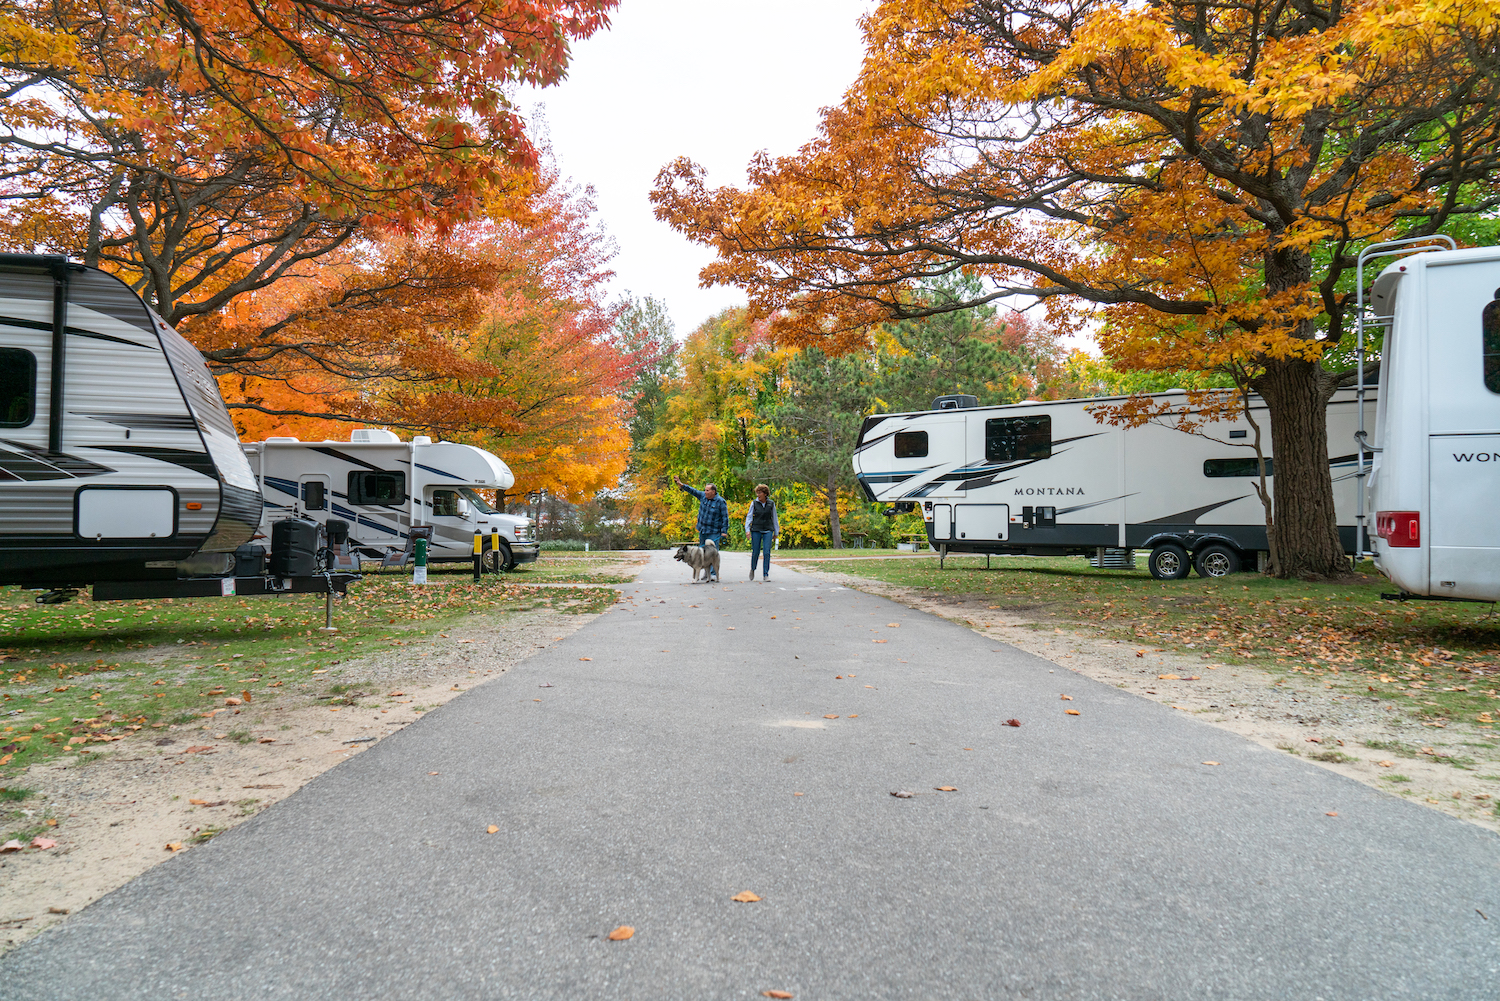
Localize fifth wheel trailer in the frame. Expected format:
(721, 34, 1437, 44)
(1364, 242, 1500, 602)
(0, 253, 354, 604)
(241, 431, 540, 570)
(853, 389, 1373, 579)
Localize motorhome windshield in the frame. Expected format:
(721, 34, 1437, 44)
(459, 488, 500, 514)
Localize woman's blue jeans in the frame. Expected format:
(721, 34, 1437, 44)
(750, 530, 773, 576)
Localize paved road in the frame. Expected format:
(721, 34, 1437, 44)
(4, 552, 1498, 1000)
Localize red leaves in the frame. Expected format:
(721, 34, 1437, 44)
(1004, 719, 1022, 727)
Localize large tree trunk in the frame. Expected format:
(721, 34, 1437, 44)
(1251, 356, 1348, 578)
(826, 470, 844, 549)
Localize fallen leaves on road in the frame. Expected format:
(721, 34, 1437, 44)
(1060, 694, 1073, 701)
(731, 891, 761, 902)
(823, 714, 839, 719)
(1005, 719, 1022, 727)
(1325, 811, 1339, 817)
(887, 623, 899, 627)
(1158, 674, 1180, 680)
(890, 790, 914, 798)
(763, 992, 795, 999)
(872, 639, 888, 643)
(1065, 710, 1080, 716)
(1202, 761, 1220, 766)
(579, 657, 592, 661)
(935, 786, 958, 792)
(486, 825, 499, 834)
(607, 925, 634, 941)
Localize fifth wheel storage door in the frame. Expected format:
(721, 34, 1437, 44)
(954, 504, 1010, 543)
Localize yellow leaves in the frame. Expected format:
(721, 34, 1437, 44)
(486, 825, 499, 834)
(607, 925, 634, 941)
(934, 786, 958, 792)
(731, 891, 762, 902)
(1065, 709, 1081, 716)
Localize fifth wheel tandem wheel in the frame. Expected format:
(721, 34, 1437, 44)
(1148, 541, 1242, 580)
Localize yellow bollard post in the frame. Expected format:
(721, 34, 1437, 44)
(472, 529, 482, 582)
(490, 529, 500, 574)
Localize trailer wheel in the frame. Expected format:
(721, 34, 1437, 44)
(1193, 544, 1241, 579)
(483, 540, 515, 573)
(1148, 543, 1191, 580)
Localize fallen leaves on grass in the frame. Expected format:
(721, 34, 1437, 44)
(607, 925, 634, 941)
(731, 891, 761, 902)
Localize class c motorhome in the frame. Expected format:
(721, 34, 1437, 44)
(0, 254, 263, 593)
(241, 432, 540, 570)
(853, 390, 1374, 580)
(1363, 241, 1500, 602)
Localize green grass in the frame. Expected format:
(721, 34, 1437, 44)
(1382, 774, 1414, 783)
(780, 553, 1500, 730)
(0, 568, 619, 781)
(1308, 749, 1360, 764)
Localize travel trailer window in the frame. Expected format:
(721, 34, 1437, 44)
(894, 431, 928, 458)
(302, 481, 326, 511)
(0, 347, 35, 426)
(985, 416, 1051, 462)
(1484, 291, 1500, 393)
(348, 470, 405, 506)
(432, 489, 460, 517)
(1204, 457, 1273, 477)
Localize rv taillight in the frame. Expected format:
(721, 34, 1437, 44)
(1375, 511, 1420, 547)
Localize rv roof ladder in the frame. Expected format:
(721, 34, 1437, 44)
(1353, 236, 1455, 559)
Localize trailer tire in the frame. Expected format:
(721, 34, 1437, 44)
(1193, 543, 1241, 579)
(1148, 543, 1191, 580)
(482, 540, 516, 573)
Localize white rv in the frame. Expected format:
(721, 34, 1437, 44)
(1363, 242, 1500, 602)
(242, 431, 540, 570)
(853, 390, 1373, 579)
(0, 254, 262, 593)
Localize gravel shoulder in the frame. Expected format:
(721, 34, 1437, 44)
(785, 562, 1500, 835)
(0, 603, 600, 953)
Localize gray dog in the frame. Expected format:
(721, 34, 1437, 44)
(673, 540, 721, 583)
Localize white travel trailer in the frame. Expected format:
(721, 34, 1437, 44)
(0, 254, 262, 594)
(242, 431, 540, 570)
(1362, 241, 1500, 602)
(853, 390, 1373, 580)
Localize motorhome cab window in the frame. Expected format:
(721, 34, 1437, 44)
(459, 488, 499, 514)
(1204, 457, 1273, 477)
(1484, 291, 1500, 393)
(348, 470, 405, 506)
(302, 481, 326, 511)
(894, 431, 929, 458)
(985, 416, 1051, 462)
(0, 347, 35, 427)
(432, 489, 460, 517)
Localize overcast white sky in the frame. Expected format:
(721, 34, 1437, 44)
(518, 0, 873, 337)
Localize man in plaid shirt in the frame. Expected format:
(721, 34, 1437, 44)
(674, 475, 729, 581)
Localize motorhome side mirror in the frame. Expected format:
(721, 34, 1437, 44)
(455, 498, 470, 518)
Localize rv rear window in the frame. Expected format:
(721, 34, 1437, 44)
(1204, 457, 1273, 477)
(985, 416, 1051, 462)
(302, 480, 326, 511)
(1484, 293, 1500, 393)
(0, 347, 35, 427)
(348, 470, 405, 506)
(894, 431, 928, 458)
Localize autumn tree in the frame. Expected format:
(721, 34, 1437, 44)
(615, 295, 681, 480)
(758, 348, 875, 549)
(0, 0, 613, 329)
(654, 0, 1500, 578)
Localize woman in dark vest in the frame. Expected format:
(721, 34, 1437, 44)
(744, 483, 780, 581)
